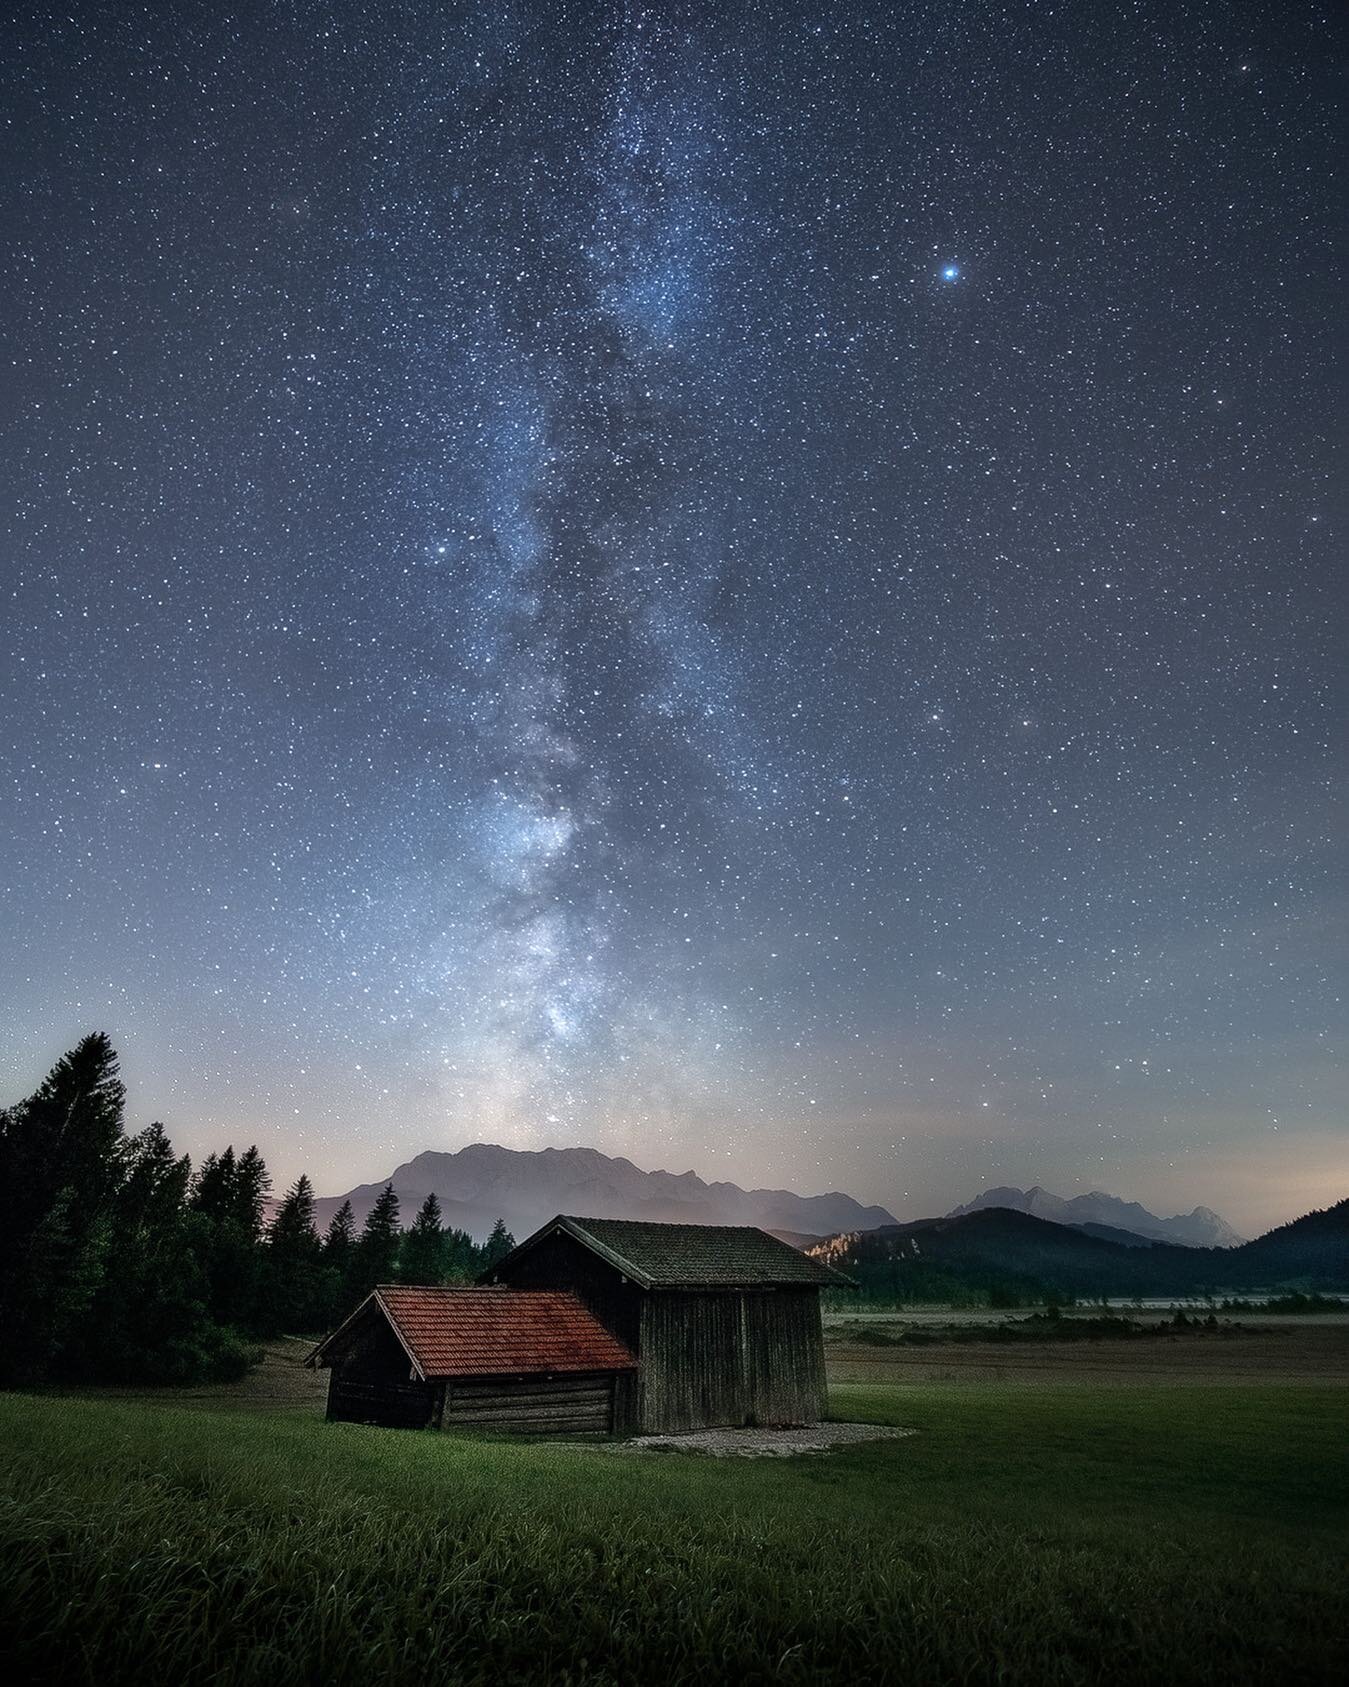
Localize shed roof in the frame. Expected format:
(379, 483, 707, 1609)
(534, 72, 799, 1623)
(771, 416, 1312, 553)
(308, 1285, 636, 1380)
(490, 1214, 853, 1290)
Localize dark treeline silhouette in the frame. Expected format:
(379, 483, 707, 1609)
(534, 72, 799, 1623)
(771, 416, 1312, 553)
(0, 1036, 516, 1386)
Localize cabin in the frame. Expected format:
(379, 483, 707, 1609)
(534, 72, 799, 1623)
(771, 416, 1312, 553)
(307, 1284, 637, 1435)
(484, 1215, 849, 1433)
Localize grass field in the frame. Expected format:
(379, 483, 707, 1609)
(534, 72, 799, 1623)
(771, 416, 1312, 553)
(1, 1352, 1346, 1686)
(826, 1313, 1349, 1388)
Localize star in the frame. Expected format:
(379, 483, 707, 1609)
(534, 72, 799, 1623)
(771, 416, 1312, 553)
(0, 0, 1336, 1237)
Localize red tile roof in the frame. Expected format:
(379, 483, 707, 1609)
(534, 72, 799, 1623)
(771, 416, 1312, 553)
(368, 1285, 636, 1380)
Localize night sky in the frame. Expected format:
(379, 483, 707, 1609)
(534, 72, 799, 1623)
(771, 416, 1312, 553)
(2, 2, 1343, 1234)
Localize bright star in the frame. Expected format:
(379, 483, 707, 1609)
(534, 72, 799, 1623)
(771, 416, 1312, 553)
(941, 264, 960, 282)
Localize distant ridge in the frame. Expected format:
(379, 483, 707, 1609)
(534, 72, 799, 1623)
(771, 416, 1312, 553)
(811, 1197, 1348, 1299)
(948, 1185, 1245, 1248)
(312, 1143, 898, 1242)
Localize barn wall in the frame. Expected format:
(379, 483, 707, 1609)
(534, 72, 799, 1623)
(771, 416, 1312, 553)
(489, 1230, 827, 1434)
(324, 1308, 433, 1427)
(637, 1287, 825, 1432)
(329, 1306, 417, 1383)
(441, 1373, 615, 1437)
(327, 1374, 436, 1428)
(743, 1287, 827, 1426)
(638, 1291, 741, 1432)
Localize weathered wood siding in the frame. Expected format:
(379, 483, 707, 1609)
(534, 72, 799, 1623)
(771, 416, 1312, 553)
(637, 1287, 825, 1432)
(323, 1306, 431, 1426)
(329, 1305, 417, 1383)
(490, 1230, 828, 1434)
(742, 1286, 827, 1426)
(440, 1373, 615, 1437)
(327, 1374, 435, 1428)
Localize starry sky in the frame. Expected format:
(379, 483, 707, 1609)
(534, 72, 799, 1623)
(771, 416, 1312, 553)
(1, 1, 1343, 1235)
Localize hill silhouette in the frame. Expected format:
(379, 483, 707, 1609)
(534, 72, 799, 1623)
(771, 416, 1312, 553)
(312, 1143, 898, 1242)
(948, 1185, 1244, 1247)
(812, 1198, 1349, 1303)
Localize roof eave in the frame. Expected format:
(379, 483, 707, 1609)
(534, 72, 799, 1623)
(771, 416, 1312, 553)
(480, 1214, 658, 1290)
(642, 1273, 848, 1290)
(483, 1214, 854, 1291)
(305, 1289, 382, 1369)
(554, 1215, 657, 1288)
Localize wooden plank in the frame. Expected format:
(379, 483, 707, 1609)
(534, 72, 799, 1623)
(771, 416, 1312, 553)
(454, 1403, 609, 1417)
(332, 1379, 430, 1400)
(445, 1402, 610, 1420)
(329, 1392, 431, 1413)
(449, 1408, 609, 1426)
(327, 1373, 436, 1430)
(445, 1384, 611, 1404)
(447, 1378, 611, 1399)
(329, 1404, 430, 1421)
(444, 1401, 610, 1425)
(448, 1419, 610, 1437)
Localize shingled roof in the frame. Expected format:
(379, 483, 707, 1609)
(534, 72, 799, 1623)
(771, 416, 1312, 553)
(491, 1215, 853, 1289)
(308, 1285, 636, 1380)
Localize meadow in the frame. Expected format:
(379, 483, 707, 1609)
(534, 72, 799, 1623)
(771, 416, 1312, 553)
(1, 1340, 1345, 1686)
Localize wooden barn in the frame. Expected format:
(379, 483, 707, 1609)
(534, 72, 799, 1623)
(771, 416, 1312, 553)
(307, 1284, 636, 1435)
(483, 1215, 849, 1433)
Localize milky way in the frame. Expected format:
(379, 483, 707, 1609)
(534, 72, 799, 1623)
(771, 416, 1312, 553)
(0, 2, 1342, 1230)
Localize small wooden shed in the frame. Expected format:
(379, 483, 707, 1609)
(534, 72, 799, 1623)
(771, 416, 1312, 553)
(306, 1284, 636, 1435)
(483, 1215, 850, 1434)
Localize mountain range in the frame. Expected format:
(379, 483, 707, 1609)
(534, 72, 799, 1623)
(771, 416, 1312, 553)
(312, 1144, 1250, 1256)
(308, 1142, 1345, 1295)
(947, 1186, 1245, 1248)
(311, 1143, 899, 1242)
(811, 1198, 1349, 1300)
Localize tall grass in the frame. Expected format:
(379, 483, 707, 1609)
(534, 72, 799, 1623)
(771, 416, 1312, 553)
(0, 1384, 1344, 1685)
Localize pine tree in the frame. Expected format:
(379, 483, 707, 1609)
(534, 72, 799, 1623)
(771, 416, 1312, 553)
(188, 1145, 261, 1328)
(482, 1217, 515, 1269)
(0, 1043, 271, 1385)
(0, 1033, 126, 1380)
(324, 1199, 356, 1265)
(78, 1125, 246, 1383)
(319, 1199, 357, 1325)
(270, 1173, 318, 1248)
(117, 1123, 191, 1236)
(190, 1147, 238, 1220)
(261, 1174, 322, 1333)
(399, 1192, 446, 1284)
(441, 1225, 480, 1283)
(24, 1191, 112, 1377)
(234, 1145, 271, 1241)
(352, 1184, 400, 1300)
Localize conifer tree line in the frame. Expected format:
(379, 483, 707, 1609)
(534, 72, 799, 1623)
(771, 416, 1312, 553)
(0, 1035, 516, 1386)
